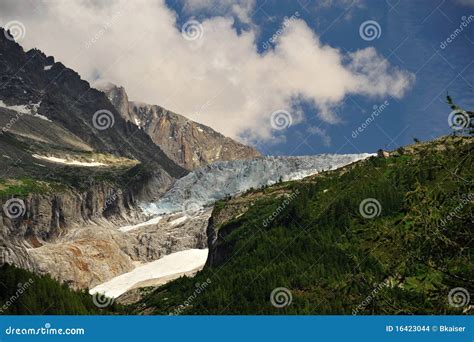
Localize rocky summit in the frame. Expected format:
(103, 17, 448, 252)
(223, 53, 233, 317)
(98, 82, 261, 170)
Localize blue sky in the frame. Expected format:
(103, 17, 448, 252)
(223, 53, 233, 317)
(1, 0, 472, 156)
(170, 0, 473, 156)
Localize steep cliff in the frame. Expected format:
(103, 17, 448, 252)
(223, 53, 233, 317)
(0, 28, 186, 182)
(98, 83, 261, 170)
(0, 28, 189, 289)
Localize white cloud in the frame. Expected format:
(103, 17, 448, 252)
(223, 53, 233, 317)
(0, 0, 414, 144)
(307, 126, 332, 147)
(182, 0, 256, 24)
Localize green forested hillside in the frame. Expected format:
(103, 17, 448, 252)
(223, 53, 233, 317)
(0, 264, 122, 315)
(1, 137, 472, 315)
(136, 136, 473, 315)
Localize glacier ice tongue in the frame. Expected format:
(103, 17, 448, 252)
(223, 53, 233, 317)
(143, 154, 373, 216)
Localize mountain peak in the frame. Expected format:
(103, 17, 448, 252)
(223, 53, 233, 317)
(97, 82, 262, 170)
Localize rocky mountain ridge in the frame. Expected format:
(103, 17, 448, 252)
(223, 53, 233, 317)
(0, 28, 190, 288)
(0, 28, 186, 183)
(98, 82, 261, 170)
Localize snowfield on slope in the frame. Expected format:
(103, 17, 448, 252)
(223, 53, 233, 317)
(143, 154, 373, 216)
(90, 249, 209, 298)
(32, 154, 106, 167)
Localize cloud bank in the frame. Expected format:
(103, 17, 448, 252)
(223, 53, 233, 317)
(0, 0, 414, 144)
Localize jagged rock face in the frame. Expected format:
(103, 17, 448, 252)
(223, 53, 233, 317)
(0, 29, 192, 288)
(95, 82, 134, 123)
(0, 28, 186, 180)
(0, 182, 209, 289)
(98, 83, 261, 170)
(0, 183, 139, 288)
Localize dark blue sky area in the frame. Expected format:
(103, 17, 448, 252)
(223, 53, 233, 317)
(168, 0, 473, 155)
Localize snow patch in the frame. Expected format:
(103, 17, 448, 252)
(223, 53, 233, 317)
(0, 101, 51, 121)
(89, 248, 208, 298)
(0, 100, 31, 114)
(118, 215, 163, 232)
(33, 113, 52, 122)
(32, 154, 106, 167)
(134, 117, 141, 128)
(169, 216, 188, 226)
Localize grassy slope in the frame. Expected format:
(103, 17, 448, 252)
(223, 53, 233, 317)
(136, 136, 473, 315)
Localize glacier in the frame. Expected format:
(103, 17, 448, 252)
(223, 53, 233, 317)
(108, 153, 374, 297)
(143, 153, 374, 216)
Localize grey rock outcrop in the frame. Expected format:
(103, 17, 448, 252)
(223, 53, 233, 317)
(98, 83, 261, 170)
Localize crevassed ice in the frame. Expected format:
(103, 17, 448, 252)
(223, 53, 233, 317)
(143, 154, 373, 216)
